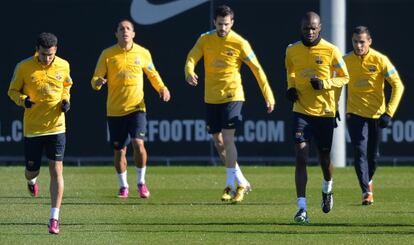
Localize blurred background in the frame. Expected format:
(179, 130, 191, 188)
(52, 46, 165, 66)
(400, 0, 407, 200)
(0, 0, 412, 165)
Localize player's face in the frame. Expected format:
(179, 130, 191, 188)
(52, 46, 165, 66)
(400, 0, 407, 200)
(214, 15, 233, 37)
(36, 46, 57, 66)
(116, 21, 135, 45)
(352, 33, 372, 56)
(301, 18, 321, 43)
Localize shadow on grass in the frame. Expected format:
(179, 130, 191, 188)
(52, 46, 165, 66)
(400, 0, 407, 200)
(1, 221, 413, 237)
(1, 221, 413, 228)
(62, 201, 292, 206)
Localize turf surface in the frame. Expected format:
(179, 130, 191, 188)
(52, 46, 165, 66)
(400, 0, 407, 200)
(0, 166, 413, 244)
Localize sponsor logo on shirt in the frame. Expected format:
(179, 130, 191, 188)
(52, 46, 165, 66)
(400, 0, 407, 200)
(212, 59, 227, 68)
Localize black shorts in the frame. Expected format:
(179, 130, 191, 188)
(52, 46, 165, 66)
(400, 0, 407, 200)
(24, 133, 66, 171)
(107, 111, 147, 150)
(206, 102, 243, 134)
(292, 112, 335, 153)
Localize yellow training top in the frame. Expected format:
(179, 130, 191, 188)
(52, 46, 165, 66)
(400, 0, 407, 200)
(185, 30, 275, 105)
(91, 43, 167, 116)
(344, 48, 404, 118)
(285, 38, 349, 117)
(8, 54, 72, 137)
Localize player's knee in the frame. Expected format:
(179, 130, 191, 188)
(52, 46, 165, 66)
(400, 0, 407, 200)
(131, 139, 145, 152)
(25, 160, 41, 172)
(111, 140, 126, 150)
(25, 168, 39, 179)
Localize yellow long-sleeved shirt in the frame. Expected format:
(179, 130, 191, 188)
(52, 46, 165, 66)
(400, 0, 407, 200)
(91, 43, 167, 116)
(185, 30, 275, 105)
(8, 54, 72, 137)
(344, 48, 404, 118)
(285, 38, 349, 117)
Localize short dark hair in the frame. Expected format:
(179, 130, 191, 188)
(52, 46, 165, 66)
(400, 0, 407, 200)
(36, 32, 58, 49)
(214, 5, 234, 19)
(353, 26, 371, 38)
(117, 19, 135, 31)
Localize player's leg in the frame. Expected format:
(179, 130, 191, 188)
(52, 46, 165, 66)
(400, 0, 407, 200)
(207, 103, 234, 201)
(364, 119, 381, 204)
(222, 102, 249, 203)
(347, 114, 371, 203)
(108, 116, 130, 198)
(212, 132, 226, 162)
(313, 116, 334, 213)
(293, 113, 311, 223)
(130, 111, 150, 198)
(45, 133, 65, 234)
(212, 131, 249, 191)
(24, 136, 42, 197)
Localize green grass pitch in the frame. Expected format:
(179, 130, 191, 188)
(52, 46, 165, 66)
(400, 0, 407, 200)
(0, 166, 413, 244)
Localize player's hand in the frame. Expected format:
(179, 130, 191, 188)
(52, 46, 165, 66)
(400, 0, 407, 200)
(266, 102, 274, 113)
(334, 110, 341, 128)
(186, 74, 198, 86)
(61, 100, 70, 113)
(310, 77, 324, 90)
(286, 88, 298, 102)
(378, 113, 391, 128)
(24, 96, 35, 108)
(159, 87, 171, 102)
(95, 77, 107, 87)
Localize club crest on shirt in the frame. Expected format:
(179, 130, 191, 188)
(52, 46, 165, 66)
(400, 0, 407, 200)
(315, 56, 323, 64)
(55, 72, 62, 81)
(226, 48, 234, 56)
(135, 57, 141, 65)
(368, 65, 376, 72)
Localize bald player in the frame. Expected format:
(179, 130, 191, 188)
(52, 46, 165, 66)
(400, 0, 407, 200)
(284, 12, 349, 224)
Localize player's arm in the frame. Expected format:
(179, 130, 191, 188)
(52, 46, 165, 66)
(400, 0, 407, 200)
(184, 36, 203, 86)
(383, 56, 405, 117)
(324, 47, 349, 89)
(7, 63, 29, 108)
(143, 51, 170, 102)
(61, 63, 73, 112)
(285, 47, 299, 102)
(285, 47, 296, 89)
(242, 41, 275, 112)
(91, 51, 107, 90)
(62, 63, 73, 102)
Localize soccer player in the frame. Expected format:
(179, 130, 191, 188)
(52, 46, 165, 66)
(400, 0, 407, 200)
(8, 32, 72, 234)
(184, 5, 275, 203)
(345, 26, 404, 205)
(285, 12, 349, 223)
(91, 20, 170, 199)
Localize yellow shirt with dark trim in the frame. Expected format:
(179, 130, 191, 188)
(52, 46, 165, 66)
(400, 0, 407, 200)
(285, 38, 349, 117)
(91, 43, 167, 116)
(344, 48, 404, 118)
(185, 30, 275, 105)
(8, 54, 72, 137)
